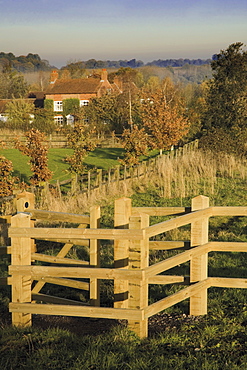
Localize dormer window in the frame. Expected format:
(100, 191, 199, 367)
(54, 101, 63, 112)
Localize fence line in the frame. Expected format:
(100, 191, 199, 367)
(51, 139, 199, 197)
(2, 191, 246, 337)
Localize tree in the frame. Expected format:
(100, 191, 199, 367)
(141, 78, 190, 153)
(0, 154, 15, 196)
(5, 99, 34, 131)
(181, 82, 207, 142)
(0, 66, 29, 99)
(201, 42, 247, 154)
(16, 129, 52, 185)
(61, 61, 86, 79)
(121, 125, 148, 165)
(86, 92, 141, 135)
(66, 122, 96, 175)
(32, 108, 57, 134)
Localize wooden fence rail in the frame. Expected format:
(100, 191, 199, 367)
(1, 191, 247, 337)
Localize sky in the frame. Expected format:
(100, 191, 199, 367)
(0, 0, 247, 68)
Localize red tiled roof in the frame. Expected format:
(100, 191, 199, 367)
(45, 77, 101, 95)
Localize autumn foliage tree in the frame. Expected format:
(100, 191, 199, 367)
(121, 125, 148, 165)
(0, 154, 15, 197)
(16, 129, 52, 185)
(66, 122, 96, 175)
(141, 78, 190, 153)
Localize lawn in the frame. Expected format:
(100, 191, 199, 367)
(0, 147, 158, 184)
(0, 147, 125, 184)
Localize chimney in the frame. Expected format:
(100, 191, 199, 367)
(50, 70, 59, 84)
(100, 69, 108, 82)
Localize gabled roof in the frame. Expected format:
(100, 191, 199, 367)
(45, 77, 102, 95)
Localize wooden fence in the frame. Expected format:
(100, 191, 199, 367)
(2, 191, 246, 337)
(52, 139, 199, 196)
(0, 133, 122, 149)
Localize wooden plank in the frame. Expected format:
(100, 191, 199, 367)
(33, 277, 89, 291)
(145, 208, 213, 238)
(9, 265, 143, 281)
(212, 207, 247, 217)
(31, 253, 89, 265)
(144, 279, 210, 318)
(0, 246, 11, 255)
(32, 293, 89, 305)
(149, 241, 189, 250)
(208, 277, 247, 289)
(208, 241, 247, 252)
(35, 238, 90, 246)
(9, 227, 144, 241)
(132, 207, 189, 216)
(28, 209, 90, 224)
(9, 303, 143, 321)
(190, 196, 209, 316)
(148, 275, 185, 285)
(144, 244, 210, 278)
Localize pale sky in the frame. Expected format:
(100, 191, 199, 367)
(1, 0, 247, 67)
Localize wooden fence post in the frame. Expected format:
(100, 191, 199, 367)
(87, 171, 91, 197)
(16, 192, 36, 254)
(16, 191, 35, 212)
(10, 213, 32, 326)
(114, 197, 132, 308)
(71, 174, 78, 194)
(115, 165, 120, 188)
(90, 206, 101, 306)
(190, 195, 209, 315)
(97, 169, 102, 192)
(128, 213, 149, 338)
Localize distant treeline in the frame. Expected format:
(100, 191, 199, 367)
(0, 52, 54, 73)
(63, 58, 212, 69)
(0, 52, 212, 73)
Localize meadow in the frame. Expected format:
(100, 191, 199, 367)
(0, 149, 247, 369)
(0, 147, 159, 185)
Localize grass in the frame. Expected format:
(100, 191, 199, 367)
(0, 147, 159, 185)
(1, 149, 247, 369)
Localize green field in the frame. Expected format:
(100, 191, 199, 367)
(0, 148, 125, 184)
(0, 147, 158, 184)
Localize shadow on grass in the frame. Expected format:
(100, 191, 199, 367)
(89, 148, 125, 160)
(13, 170, 30, 183)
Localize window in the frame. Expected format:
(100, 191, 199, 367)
(54, 101, 63, 112)
(54, 116, 64, 125)
(80, 100, 89, 107)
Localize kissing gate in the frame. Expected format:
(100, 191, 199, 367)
(4, 192, 247, 338)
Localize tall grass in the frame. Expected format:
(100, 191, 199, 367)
(156, 150, 247, 201)
(41, 150, 247, 214)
